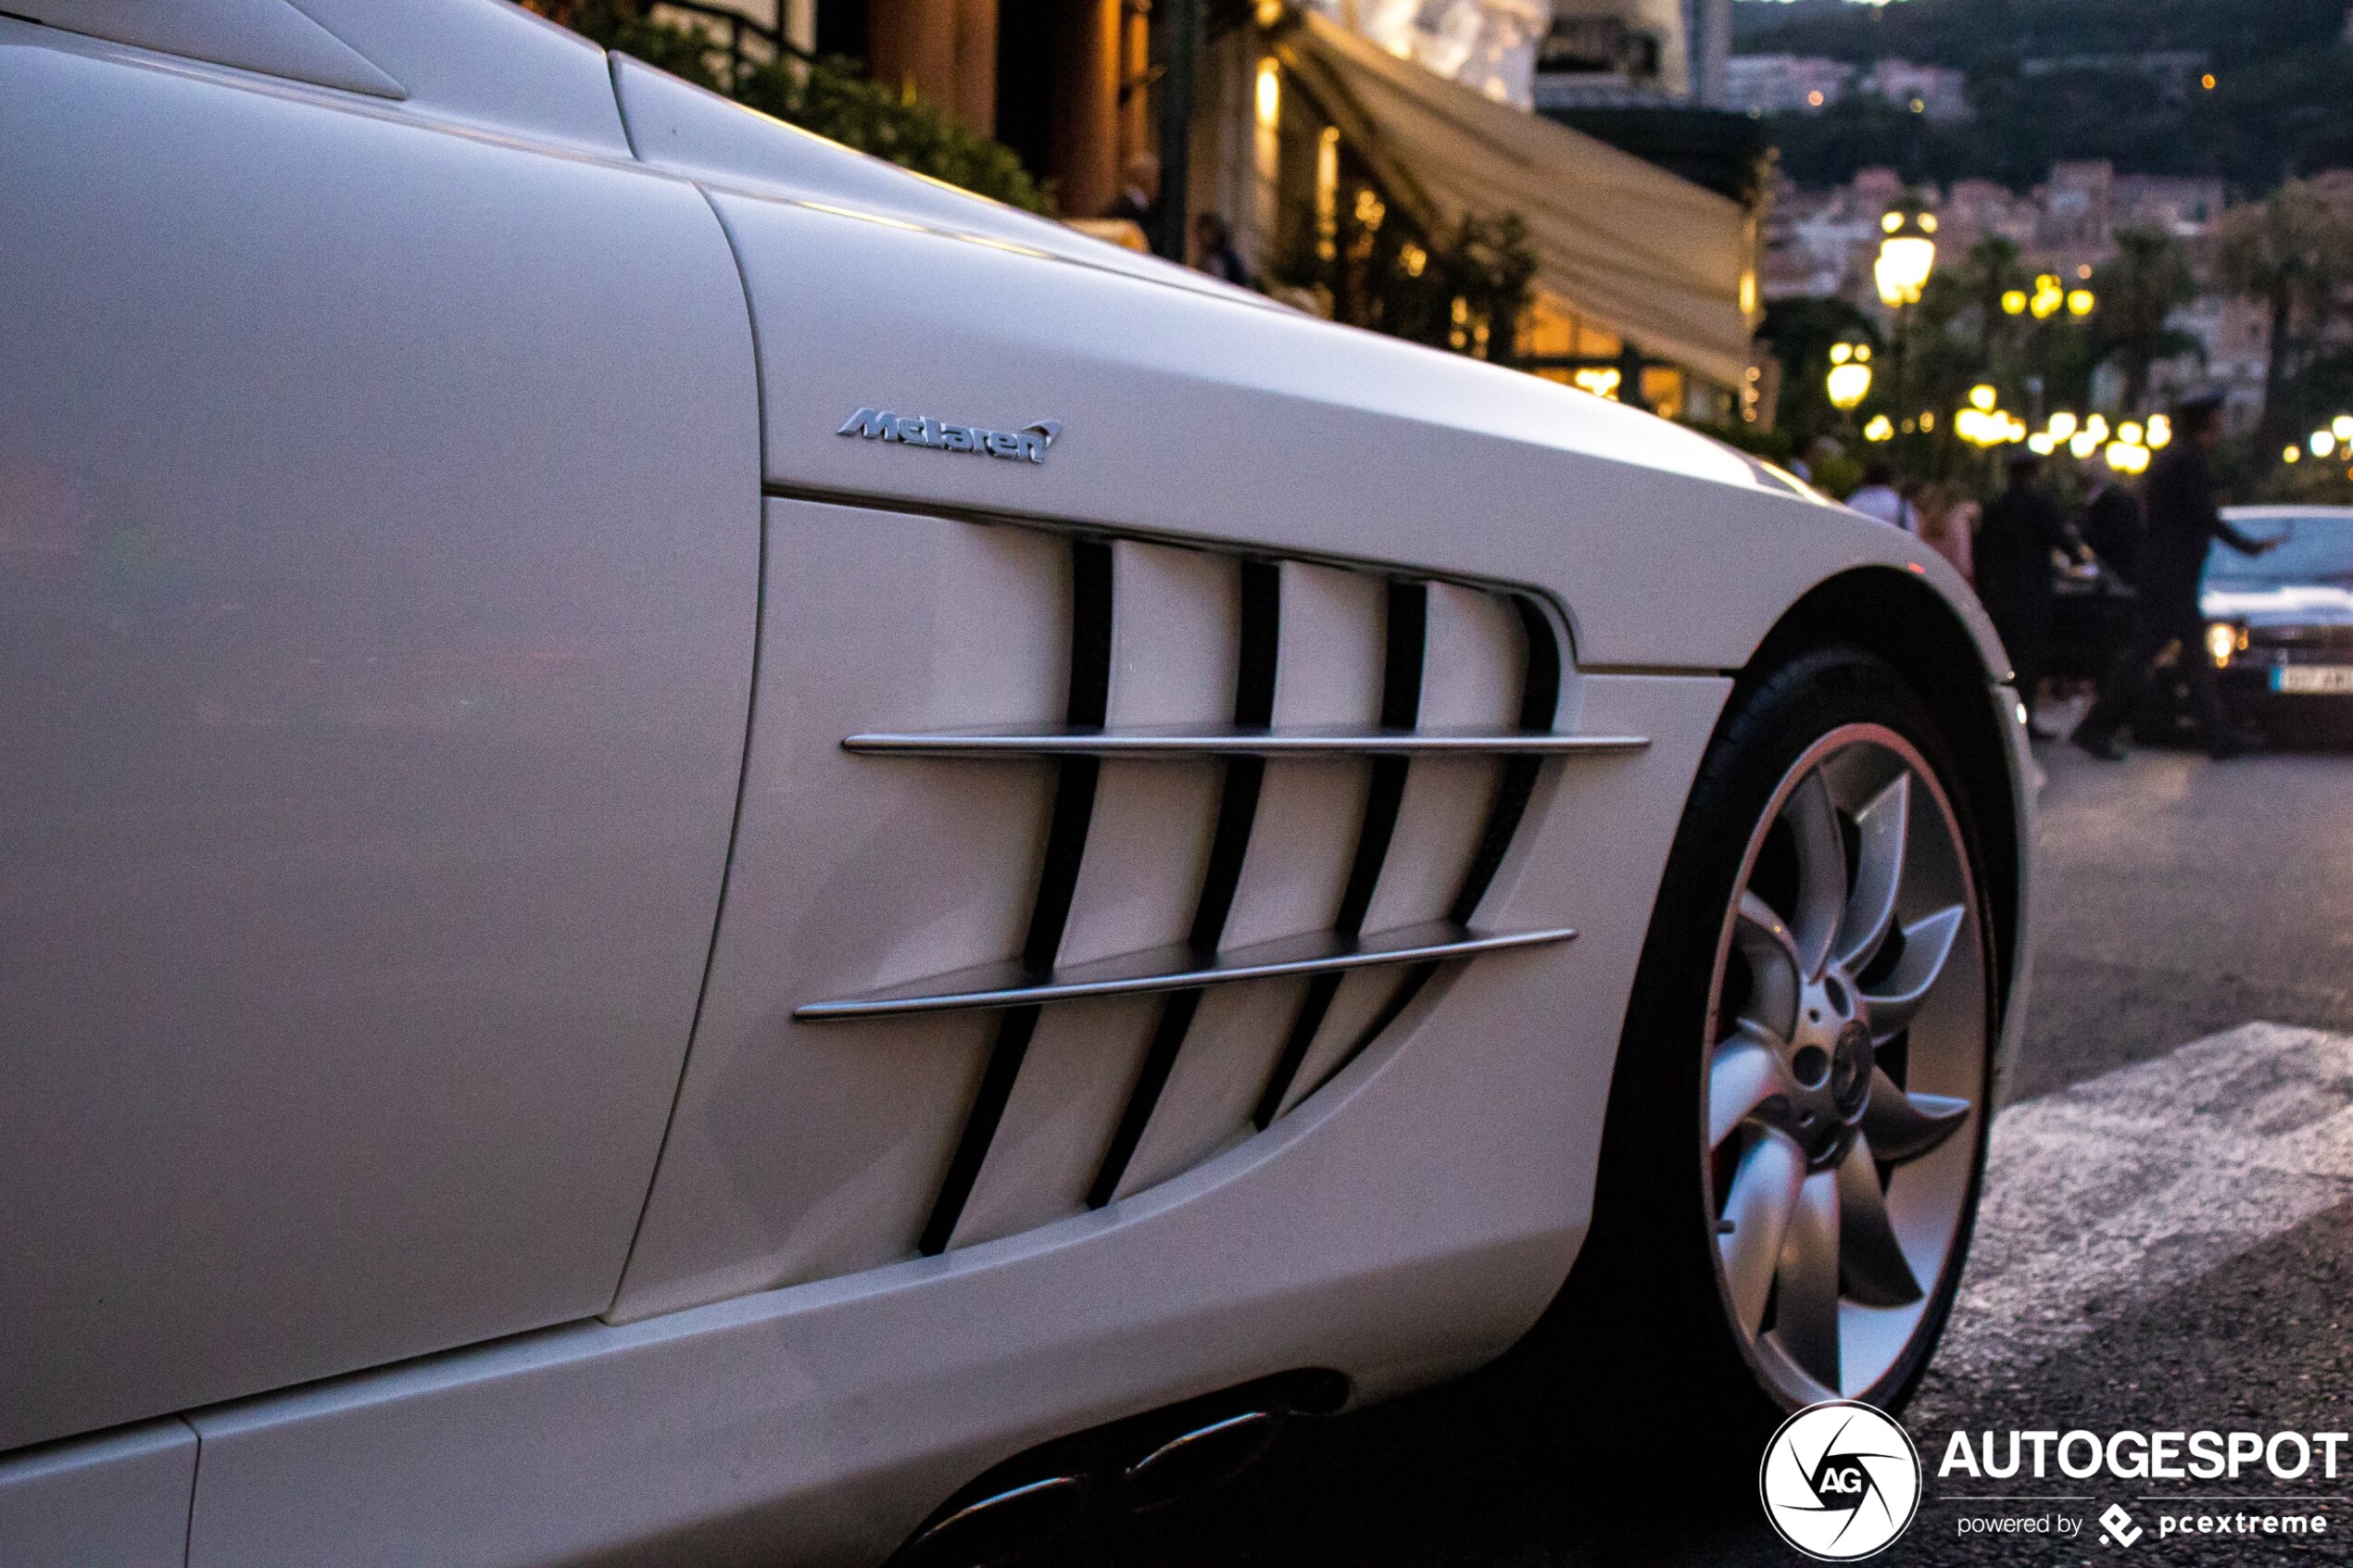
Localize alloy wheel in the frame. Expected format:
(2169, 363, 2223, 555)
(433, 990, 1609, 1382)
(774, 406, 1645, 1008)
(1704, 723, 1987, 1403)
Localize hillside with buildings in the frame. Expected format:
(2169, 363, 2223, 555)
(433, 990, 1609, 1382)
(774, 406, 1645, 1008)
(1730, 0, 2353, 192)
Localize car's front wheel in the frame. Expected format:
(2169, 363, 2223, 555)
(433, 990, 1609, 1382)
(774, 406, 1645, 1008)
(1529, 645, 1996, 1449)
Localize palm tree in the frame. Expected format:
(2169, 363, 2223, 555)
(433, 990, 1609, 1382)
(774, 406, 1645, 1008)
(2092, 229, 2199, 414)
(2216, 182, 2353, 454)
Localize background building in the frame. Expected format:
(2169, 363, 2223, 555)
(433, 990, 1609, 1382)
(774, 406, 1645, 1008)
(622, 0, 1764, 414)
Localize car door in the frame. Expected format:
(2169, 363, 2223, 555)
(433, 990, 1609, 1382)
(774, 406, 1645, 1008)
(0, 5, 757, 1455)
(599, 60, 1658, 1327)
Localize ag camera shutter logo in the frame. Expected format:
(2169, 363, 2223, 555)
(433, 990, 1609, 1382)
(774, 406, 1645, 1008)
(1759, 1401, 1922, 1560)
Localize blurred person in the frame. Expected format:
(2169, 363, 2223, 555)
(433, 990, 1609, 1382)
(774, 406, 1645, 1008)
(1976, 450, 2074, 740)
(1844, 461, 1919, 533)
(1104, 152, 1159, 227)
(2080, 473, 2144, 587)
(2071, 390, 2278, 761)
(1918, 481, 1976, 583)
(1192, 212, 1249, 285)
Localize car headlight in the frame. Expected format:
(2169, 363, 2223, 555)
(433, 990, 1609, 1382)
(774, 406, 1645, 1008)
(2205, 621, 2244, 668)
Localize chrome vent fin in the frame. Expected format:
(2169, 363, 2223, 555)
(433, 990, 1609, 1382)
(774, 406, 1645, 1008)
(801, 532, 1646, 1255)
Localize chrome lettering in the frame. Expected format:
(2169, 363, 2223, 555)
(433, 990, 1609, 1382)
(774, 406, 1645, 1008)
(837, 407, 1061, 464)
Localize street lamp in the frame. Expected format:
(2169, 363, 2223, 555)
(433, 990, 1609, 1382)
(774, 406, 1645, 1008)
(1874, 213, 1937, 308)
(1827, 342, 1873, 410)
(1870, 209, 1936, 427)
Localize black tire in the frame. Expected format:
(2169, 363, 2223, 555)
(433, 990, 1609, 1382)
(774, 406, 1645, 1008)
(1502, 645, 1997, 1468)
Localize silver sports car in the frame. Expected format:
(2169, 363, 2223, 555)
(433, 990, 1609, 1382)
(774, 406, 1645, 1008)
(0, 4, 2034, 1563)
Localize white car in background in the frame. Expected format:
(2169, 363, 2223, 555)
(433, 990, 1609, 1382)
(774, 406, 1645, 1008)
(0, 4, 2033, 1563)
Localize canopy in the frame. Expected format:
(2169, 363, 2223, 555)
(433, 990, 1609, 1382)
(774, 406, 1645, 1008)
(1277, 11, 1757, 388)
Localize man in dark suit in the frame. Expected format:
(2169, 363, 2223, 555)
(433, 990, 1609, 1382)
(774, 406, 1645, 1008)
(2080, 476, 2144, 587)
(1103, 153, 1160, 229)
(1975, 450, 2076, 739)
(2071, 390, 2277, 760)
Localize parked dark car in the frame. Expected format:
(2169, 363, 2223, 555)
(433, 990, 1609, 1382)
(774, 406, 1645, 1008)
(2144, 506, 2353, 744)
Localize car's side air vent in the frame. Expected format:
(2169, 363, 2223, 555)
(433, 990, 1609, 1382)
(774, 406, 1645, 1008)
(796, 532, 1645, 1254)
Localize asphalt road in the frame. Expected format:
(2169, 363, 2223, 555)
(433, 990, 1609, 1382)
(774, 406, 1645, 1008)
(1032, 721, 2353, 1567)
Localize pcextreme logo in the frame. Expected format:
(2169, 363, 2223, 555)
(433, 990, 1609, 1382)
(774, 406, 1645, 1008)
(1759, 1401, 1923, 1561)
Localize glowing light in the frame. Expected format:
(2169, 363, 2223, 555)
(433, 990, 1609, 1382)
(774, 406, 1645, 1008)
(2031, 274, 2065, 320)
(2028, 433, 2058, 456)
(2068, 289, 2096, 317)
(2334, 415, 2353, 441)
(1808, 89, 1825, 107)
(1864, 414, 1895, 442)
(1969, 384, 1998, 411)
(2146, 414, 2171, 448)
(1255, 57, 1280, 127)
(2001, 290, 2028, 315)
(1827, 360, 1874, 410)
(2120, 420, 2145, 445)
(2284, 445, 2302, 464)
(1314, 125, 1339, 263)
(1875, 234, 1936, 307)
(2206, 622, 2236, 668)
(1957, 406, 2024, 447)
(2070, 430, 2100, 460)
(1399, 242, 1427, 277)
(1572, 368, 1621, 400)
(2316, 432, 2338, 458)
(2085, 414, 2111, 443)
(1830, 342, 1854, 364)
(2107, 442, 2150, 474)
(2049, 411, 2079, 440)
(2201, 72, 2216, 90)
(1919, 213, 1938, 233)
(1919, 410, 1935, 431)
(1881, 212, 1904, 234)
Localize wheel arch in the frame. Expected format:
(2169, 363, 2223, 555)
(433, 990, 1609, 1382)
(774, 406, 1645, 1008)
(1739, 566, 2024, 1024)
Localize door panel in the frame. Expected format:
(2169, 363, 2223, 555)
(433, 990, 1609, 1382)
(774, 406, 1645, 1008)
(0, 23, 758, 1446)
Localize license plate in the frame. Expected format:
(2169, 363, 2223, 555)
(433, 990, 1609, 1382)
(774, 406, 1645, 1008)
(2271, 665, 2353, 694)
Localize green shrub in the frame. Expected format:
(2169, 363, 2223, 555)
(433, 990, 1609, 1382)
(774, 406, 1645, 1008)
(537, 0, 1052, 214)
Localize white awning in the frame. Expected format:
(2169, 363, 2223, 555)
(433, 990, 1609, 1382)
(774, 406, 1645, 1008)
(1277, 11, 1757, 388)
